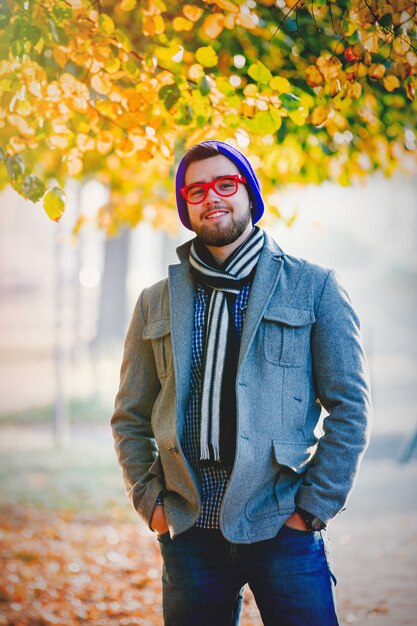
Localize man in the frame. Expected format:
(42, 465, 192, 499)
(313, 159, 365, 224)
(111, 140, 372, 626)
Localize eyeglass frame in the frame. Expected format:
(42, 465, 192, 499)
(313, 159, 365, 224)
(180, 174, 248, 205)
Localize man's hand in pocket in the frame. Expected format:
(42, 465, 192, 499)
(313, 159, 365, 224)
(151, 504, 169, 536)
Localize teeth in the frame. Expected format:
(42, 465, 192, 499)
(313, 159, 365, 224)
(206, 211, 227, 219)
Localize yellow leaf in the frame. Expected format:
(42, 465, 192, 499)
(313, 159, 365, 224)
(0, 62, 9, 77)
(66, 149, 83, 175)
(72, 215, 87, 235)
(60, 72, 79, 94)
(284, 0, 303, 7)
(240, 99, 256, 117)
(287, 212, 298, 227)
(144, 0, 166, 15)
(126, 90, 144, 111)
(243, 84, 258, 97)
(346, 82, 362, 99)
(393, 36, 411, 56)
(93, 45, 112, 63)
(28, 80, 42, 97)
(91, 72, 113, 95)
(316, 55, 342, 81)
(306, 65, 324, 87)
(202, 14, 225, 39)
(328, 79, 341, 97)
(73, 95, 89, 113)
(172, 47, 184, 62)
(224, 14, 235, 29)
(354, 63, 368, 78)
(406, 51, 417, 67)
(343, 18, 357, 37)
(189, 64, 205, 80)
(77, 134, 95, 151)
(96, 130, 114, 155)
(128, 129, 147, 150)
(51, 118, 69, 134)
(120, 0, 137, 10)
(406, 79, 415, 100)
(333, 96, 352, 110)
(16, 99, 32, 117)
(115, 137, 136, 157)
(288, 107, 308, 126)
(155, 44, 182, 66)
(300, 93, 314, 109)
(142, 14, 165, 36)
(248, 61, 272, 85)
(383, 75, 400, 92)
(255, 98, 268, 111)
(361, 31, 379, 54)
(311, 106, 330, 126)
(235, 13, 255, 29)
(115, 28, 133, 53)
(46, 82, 62, 101)
(215, 0, 239, 12)
(47, 133, 73, 149)
(99, 14, 115, 35)
(33, 37, 44, 55)
(183, 4, 203, 21)
(8, 136, 27, 153)
(44, 187, 66, 222)
(105, 56, 121, 73)
(8, 114, 34, 136)
(172, 17, 193, 31)
(53, 47, 68, 69)
(196, 46, 218, 68)
(270, 76, 291, 93)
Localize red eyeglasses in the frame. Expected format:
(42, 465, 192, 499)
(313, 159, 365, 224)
(180, 175, 247, 204)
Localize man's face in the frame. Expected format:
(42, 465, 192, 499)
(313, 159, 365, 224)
(184, 155, 252, 247)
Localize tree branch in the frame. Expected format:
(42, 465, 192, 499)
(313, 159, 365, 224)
(268, 0, 305, 44)
(363, 0, 417, 54)
(310, 0, 322, 33)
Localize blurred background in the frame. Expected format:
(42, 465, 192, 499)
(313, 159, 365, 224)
(1, 174, 416, 625)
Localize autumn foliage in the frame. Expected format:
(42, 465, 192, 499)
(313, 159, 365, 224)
(0, 0, 416, 233)
(0, 505, 165, 626)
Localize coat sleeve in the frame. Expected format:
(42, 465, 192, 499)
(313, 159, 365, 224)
(295, 269, 373, 524)
(110, 289, 165, 528)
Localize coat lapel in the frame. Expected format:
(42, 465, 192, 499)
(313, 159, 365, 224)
(238, 232, 285, 369)
(168, 240, 195, 431)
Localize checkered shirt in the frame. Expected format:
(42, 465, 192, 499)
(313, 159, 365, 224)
(180, 282, 251, 529)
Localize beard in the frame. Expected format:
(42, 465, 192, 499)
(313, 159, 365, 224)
(193, 205, 252, 247)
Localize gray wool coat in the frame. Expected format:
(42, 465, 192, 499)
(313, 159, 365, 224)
(111, 232, 372, 543)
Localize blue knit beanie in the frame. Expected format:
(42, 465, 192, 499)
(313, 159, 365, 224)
(175, 140, 265, 231)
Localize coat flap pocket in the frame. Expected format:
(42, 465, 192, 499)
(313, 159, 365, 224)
(264, 306, 315, 327)
(273, 441, 317, 473)
(143, 318, 171, 340)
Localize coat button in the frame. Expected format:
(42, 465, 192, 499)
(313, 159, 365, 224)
(168, 446, 178, 454)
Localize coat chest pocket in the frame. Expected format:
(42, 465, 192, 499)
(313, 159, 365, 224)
(263, 306, 314, 367)
(143, 318, 172, 378)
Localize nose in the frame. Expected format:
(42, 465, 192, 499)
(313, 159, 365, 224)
(204, 186, 220, 206)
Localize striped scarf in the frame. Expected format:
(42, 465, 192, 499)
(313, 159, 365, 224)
(189, 227, 265, 463)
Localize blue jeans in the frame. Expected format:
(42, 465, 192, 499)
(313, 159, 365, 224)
(157, 524, 338, 626)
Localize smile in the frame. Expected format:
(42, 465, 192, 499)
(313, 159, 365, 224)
(205, 211, 229, 220)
